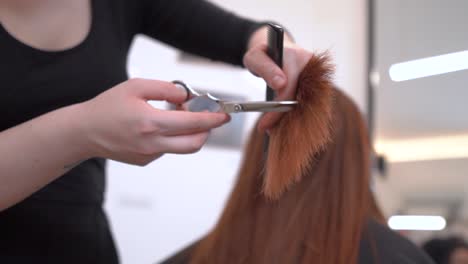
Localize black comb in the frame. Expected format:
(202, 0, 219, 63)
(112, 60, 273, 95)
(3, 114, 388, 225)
(266, 23, 284, 100)
(264, 23, 284, 155)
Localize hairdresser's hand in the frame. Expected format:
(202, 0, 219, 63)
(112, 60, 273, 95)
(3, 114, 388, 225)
(80, 78, 230, 165)
(243, 26, 313, 132)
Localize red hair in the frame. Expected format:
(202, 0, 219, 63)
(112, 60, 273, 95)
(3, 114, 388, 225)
(191, 53, 373, 264)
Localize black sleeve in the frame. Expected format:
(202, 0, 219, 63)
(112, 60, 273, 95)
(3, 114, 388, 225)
(136, 0, 263, 66)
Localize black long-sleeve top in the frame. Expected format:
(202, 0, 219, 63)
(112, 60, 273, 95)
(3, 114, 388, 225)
(0, 0, 261, 262)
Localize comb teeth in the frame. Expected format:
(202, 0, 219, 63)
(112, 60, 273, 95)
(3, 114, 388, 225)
(267, 28, 274, 47)
(267, 30, 275, 66)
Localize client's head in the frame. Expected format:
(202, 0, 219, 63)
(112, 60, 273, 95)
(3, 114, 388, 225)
(191, 53, 374, 264)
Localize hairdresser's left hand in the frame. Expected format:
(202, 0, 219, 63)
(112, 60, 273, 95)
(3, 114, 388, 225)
(243, 26, 313, 132)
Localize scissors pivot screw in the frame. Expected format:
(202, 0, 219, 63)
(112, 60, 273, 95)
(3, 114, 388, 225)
(233, 104, 243, 112)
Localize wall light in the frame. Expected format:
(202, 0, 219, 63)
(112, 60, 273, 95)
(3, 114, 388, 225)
(375, 134, 468, 162)
(388, 215, 446, 231)
(389, 50, 468, 82)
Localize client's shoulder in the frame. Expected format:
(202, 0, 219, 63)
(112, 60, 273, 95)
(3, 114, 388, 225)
(359, 219, 435, 264)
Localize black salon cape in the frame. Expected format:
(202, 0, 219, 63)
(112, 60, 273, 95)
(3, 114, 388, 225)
(160, 220, 435, 264)
(0, 0, 261, 262)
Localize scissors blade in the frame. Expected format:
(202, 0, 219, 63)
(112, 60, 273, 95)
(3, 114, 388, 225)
(220, 101, 298, 113)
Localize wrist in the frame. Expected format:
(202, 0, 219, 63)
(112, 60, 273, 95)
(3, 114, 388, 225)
(65, 102, 98, 160)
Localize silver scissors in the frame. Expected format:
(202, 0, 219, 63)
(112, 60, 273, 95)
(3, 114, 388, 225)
(172, 80, 298, 113)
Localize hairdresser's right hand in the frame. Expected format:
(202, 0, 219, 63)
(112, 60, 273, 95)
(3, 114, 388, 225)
(79, 78, 230, 166)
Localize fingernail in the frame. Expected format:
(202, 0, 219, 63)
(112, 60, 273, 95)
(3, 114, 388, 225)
(219, 114, 230, 123)
(272, 75, 285, 87)
(266, 129, 271, 135)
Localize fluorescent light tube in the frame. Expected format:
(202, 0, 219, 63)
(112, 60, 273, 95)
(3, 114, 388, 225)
(375, 134, 468, 162)
(388, 215, 446, 231)
(389, 50, 468, 81)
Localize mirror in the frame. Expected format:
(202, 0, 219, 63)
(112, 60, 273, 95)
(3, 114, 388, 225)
(371, 0, 468, 243)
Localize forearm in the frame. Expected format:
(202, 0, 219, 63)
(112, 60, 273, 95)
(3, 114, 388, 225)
(0, 103, 92, 211)
(139, 0, 262, 66)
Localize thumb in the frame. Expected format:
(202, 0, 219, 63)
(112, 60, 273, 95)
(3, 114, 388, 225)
(131, 78, 187, 104)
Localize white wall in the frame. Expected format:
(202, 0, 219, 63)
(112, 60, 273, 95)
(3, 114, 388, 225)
(104, 1, 367, 263)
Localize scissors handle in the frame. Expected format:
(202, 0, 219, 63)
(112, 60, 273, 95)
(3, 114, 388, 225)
(172, 80, 200, 102)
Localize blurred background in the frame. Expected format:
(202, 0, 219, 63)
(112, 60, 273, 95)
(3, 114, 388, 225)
(371, 0, 468, 244)
(102, 0, 468, 263)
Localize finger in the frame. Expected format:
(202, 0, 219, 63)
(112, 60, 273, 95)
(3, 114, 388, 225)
(150, 110, 230, 136)
(175, 104, 187, 111)
(157, 131, 211, 154)
(130, 78, 187, 104)
(170, 111, 231, 136)
(257, 112, 284, 132)
(257, 80, 296, 132)
(158, 115, 230, 137)
(108, 151, 163, 166)
(243, 46, 287, 90)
